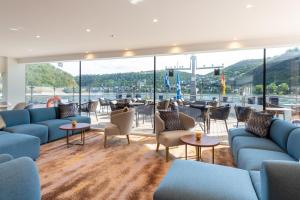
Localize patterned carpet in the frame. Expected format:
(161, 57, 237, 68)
(37, 131, 234, 200)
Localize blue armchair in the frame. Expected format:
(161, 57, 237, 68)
(0, 154, 41, 200)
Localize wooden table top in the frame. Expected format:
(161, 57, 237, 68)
(180, 134, 220, 147)
(59, 123, 90, 130)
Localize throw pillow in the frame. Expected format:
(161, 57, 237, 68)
(159, 111, 182, 131)
(0, 116, 6, 129)
(246, 111, 273, 137)
(58, 103, 77, 119)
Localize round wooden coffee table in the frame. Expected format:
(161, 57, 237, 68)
(180, 134, 220, 163)
(59, 123, 90, 147)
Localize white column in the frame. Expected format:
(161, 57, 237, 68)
(1, 57, 26, 107)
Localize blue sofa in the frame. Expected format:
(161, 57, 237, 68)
(154, 119, 300, 200)
(0, 154, 41, 200)
(0, 108, 91, 160)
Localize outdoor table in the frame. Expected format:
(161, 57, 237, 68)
(266, 107, 294, 120)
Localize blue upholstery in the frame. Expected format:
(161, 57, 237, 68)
(65, 115, 91, 124)
(37, 119, 71, 141)
(287, 128, 300, 160)
(4, 124, 49, 144)
(29, 107, 58, 123)
(228, 128, 255, 147)
(261, 161, 300, 200)
(0, 132, 40, 160)
(154, 160, 258, 200)
(237, 148, 295, 171)
(249, 171, 261, 200)
(0, 157, 41, 200)
(0, 154, 13, 164)
(0, 110, 30, 127)
(269, 119, 298, 151)
(232, 136, 283, 162)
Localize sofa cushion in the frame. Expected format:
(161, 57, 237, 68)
(249, 171, 261, 200)
(29, 107, 58, 123)
(64, 115, 91, 124)
(237, 148, 295, 171)
(0, 132, 40, 160)
(246, 111, 273, 137)
(269, 119, 298, 151)
(154, 160, 258, 200)
(0, 110, 30, 127)
(37, 119, 70, 141)
(158, 130, 192, 147)
(232, 136, 283, 162)
(4, 124, 48, 144)
(287, 128, 300, 160)
(228, 128, 256, 147)
(0, 154, 13, 164)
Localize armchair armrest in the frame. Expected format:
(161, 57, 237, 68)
(0, 157, 41, 200)
(0, 154, 13, 164)
(261, 160, 300, 200)
(179, 112, 195, 130)
(155, 113, 165, 134)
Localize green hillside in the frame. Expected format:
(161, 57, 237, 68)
(26, 63, 77, 88)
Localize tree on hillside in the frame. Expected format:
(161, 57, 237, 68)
(255, 85, 263, 94)
(277, 83, 289, 95)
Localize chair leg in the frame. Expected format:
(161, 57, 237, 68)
(165, 147, 169, 162)
(236, 121, 239, 127)
(95, 112, 98, 121)
(225, 120, 228, 133)
(156, 143, 160, 152)
(104, 135, 107, 148)
(126, 135, 130, 144)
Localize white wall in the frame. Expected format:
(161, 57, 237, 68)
(1, 57, 26, 107)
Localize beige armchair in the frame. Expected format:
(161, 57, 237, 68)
(155, 112, 195, 161)
(104, 108, 135, 147)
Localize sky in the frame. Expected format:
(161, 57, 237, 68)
(52, 46, 296, 76)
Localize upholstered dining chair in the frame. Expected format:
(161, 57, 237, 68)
(12, 102, 27, 110)
(104, 108, 135, 148)
(155, 112, 195, 161)
(209, 104, 231, 133)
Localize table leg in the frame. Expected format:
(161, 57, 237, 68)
(83, 129, 85, 145)
(199, 146, 201, 160)
(196, 146, 200, 161)
(212, 146, 215, 164)
(185, 144, 187, 160)
(66, 130, 69, 147)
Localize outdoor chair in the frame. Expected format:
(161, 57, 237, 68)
(182, 104, 210, 133)
(155, 112, 195, 161)
(157, 100, 170, 111)
(80, 100, 99, 121)
(291, 105, 300, 120)
(234, 105, 252, 127)
(209, 104, 231, 133)
(104, 108, 135, 147)
(136, 104, 154, 127)
(99, 98, 110, 113)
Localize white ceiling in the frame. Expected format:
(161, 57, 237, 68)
(1, 0, 300, 59)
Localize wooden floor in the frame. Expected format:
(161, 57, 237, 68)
(37, 131, 234, 200)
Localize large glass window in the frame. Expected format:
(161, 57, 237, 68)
(266, 47, 300, 121)
(25, 62, 79, 106)
(81, 57, 154, 132)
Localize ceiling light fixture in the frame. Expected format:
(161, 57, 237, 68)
(35, 35, 41, 38)
(110, 34, 116, 38)
(129, 0, 144, 5)
(9, 27, 22, 31)
(246, 4, 254, 9)
(153, 18, 158, 23)
(86, 29, 91, 33)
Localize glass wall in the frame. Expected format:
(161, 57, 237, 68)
(81, 57, 154, 132)
(266, 47, 300, 121)
(25, 62, 79, 106)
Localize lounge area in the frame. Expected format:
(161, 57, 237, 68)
(1, 1, 300, 200)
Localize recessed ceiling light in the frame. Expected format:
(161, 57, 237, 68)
(233, 37, 238, 41)
(129, 0, 144, 5)
(172, 43, 177, 46)
(124, 48, 129, 51)
(110, 34, 116, 38)
(246, 4, 254, 9)
(86, 29, 91, 33)
(9, 27, 22, 31)
(35, 35, 41, 39)
(153, 18, 158, 23)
